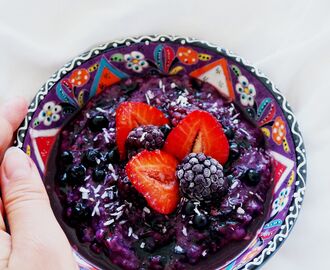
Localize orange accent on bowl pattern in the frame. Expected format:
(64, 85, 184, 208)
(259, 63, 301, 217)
(189, 58, 235, 100)
(69, 69, 90, 87)
(272, 116, 287, 145)
(177, 47, 199, 65)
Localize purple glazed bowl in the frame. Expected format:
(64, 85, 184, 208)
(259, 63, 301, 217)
(15, 35, 306, 270)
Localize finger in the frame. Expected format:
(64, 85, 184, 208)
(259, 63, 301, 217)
(0, 230, 11, 269)
(0, 96, 28, 230)
(0, 97, 28, 159)
(1, 147, 78, 270)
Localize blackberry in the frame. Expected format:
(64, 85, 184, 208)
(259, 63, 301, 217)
(168, 105, 188, 126)
(176, 153, 228, 202)
(125, 125, 164, 159)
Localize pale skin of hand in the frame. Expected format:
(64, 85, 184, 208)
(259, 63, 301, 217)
(0, 98, 78, 270)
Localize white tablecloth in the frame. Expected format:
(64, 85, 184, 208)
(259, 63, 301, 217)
(0, 0, 329, 269)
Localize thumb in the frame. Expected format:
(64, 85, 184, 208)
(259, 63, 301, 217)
(0, 147, 77, 270)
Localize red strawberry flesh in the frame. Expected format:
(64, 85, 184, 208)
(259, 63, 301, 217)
(116, 102, 169, 159)
(163, 110, 229, 164)
(125, 150, 179, 214)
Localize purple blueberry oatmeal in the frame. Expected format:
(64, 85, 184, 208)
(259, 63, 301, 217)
(51, 75, 272, 270)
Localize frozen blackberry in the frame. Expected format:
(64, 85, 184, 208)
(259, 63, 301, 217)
(176, 153, 229, 202)
(167, 105, 188, 126)
(125, 125, 165, 159)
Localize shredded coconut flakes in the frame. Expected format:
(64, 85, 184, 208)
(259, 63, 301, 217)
(143, 207, 151, 214)
(92, 201, 101, 217)
(104, 219, 114, 226)
(182, 226, 188, 236)
(237, 207, 245, 214)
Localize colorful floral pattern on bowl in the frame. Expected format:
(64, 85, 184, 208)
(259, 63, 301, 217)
(15, 35, 307, 270)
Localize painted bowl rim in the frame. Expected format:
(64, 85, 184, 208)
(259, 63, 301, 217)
(14, 34, 307, 270)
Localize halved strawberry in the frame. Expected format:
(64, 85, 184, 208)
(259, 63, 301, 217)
(116, 102, 169, 159)
(163, 110, 229, 164)
(125, 150, 179, 214)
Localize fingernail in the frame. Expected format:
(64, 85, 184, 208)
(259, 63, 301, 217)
(3, 147, 32, 180)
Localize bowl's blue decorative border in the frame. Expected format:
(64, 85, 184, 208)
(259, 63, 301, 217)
(15, 35, 307, 270)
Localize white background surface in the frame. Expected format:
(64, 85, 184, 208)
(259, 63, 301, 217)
(0, 0, 329, 269)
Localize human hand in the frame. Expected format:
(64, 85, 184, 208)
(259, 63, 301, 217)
(0, 98, 78, 270)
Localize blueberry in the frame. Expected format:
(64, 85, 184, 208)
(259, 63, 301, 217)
(60, 151, 73, 164)
(71, 202, 91, 220)
(159, 124, 171, 138)
(243, 169, 261, 186)
(144, 237, 156, 252)
(224, 128, 235, 139)
(120, 82, 138, 94)
(238, 139, 250, 149)
(229, 143, 240, 160)
(104, 147, 119, 163)
(118, 176, 132, 192)
(89, 115, 109, 132)
(68, 165, 86, 184)
(83, 149, 101, 167)
(223, 162, 231, 174)
(209, 224, 222, 240)
(58, 173, 69, 186)
(193, 214, 209, 229)
(226, 175, 235, 186)
(185, 201, 195, 215)
(93, 168, 106, 182)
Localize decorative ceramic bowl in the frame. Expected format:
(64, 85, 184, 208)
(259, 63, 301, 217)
(15, 35, 307, 270)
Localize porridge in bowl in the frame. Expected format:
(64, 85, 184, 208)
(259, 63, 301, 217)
(50, 75, 272, 270)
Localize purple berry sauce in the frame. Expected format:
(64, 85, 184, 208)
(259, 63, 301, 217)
(46, 75, 273, 270)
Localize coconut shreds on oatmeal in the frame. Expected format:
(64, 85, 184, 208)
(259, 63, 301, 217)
(55, 75, 272, 270)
